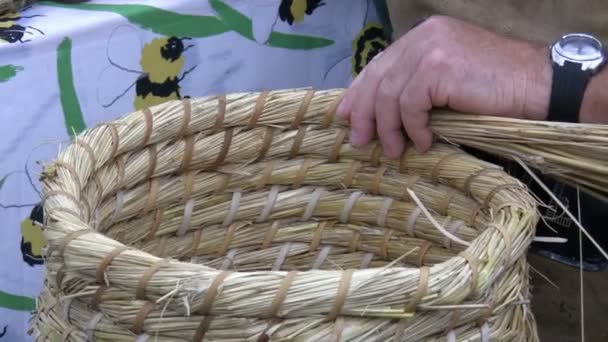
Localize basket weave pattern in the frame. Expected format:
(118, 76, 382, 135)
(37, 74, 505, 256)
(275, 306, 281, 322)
(32, 89, 539, 341)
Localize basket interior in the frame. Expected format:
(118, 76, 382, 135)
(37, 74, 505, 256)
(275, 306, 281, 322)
(93, 157, 491, 272)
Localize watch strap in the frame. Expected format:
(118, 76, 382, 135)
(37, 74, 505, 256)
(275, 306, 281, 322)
(547, 60, 592, 123)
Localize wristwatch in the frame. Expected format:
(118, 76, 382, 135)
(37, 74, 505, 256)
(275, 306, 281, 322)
(548, 33, 606, 122)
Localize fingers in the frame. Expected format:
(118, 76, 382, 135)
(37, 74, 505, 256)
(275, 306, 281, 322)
(399, 60, 442, 152)
(374, 45, 421, 158)
(337, 40, 409, 146)
(347, 60, 386, 146)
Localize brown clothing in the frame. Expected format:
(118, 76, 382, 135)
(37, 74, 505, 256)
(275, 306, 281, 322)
(386, 0, 608, 45)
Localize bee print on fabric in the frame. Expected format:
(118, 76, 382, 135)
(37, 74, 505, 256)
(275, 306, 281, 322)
(20, 204, 45, 267)
(278, 0, 325, 25)
(100, 28, 197, 111)
(133, 36, 196, 109)
(351, 23, 388, 77)
(0, 7, 44, 44)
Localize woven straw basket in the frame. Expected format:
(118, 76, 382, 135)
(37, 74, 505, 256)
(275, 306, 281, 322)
(31, 88, 539, 341)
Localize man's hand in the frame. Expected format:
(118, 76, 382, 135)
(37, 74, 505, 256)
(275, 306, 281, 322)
(336, 15, 552, 157)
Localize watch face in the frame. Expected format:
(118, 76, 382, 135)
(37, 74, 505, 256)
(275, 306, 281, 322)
(555, 34, 603, 61)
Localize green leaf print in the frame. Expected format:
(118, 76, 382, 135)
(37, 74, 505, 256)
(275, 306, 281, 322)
(57, 37, 86, 138)
(0, 290, 35, 312)
(0, 65, 23, 83)
(41, 1, 333, 49)
(40, 2, 229, 38)
(210, 0, 334, 49)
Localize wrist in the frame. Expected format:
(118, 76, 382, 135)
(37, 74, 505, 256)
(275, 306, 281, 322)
(522, 44, 553, 121)
(580, 66, 608, 123)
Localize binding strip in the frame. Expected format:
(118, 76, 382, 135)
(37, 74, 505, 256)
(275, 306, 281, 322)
(405, 266, 430, 312)
(444, 309, 461, 335)
(91, 285, 108, 311)
(340, 191, 363, 223)
(377, 197, 394, 227)
(218, 223, 240, 256)
(438, 188, 456, 216)
(272, 243, 291, 271)
(459, 251, 479, 298)
(464, 168, 496, 197)
(379, 229, 394, 260)
(289, 125, 307, 159)
(312, 245, 332, 269)
(321, 92, 344, 128)
(212, 95, 226, 134)
(58, 229, 95, 258)
(484, 183, 524, 208)
(292, 89, 315, 129)
(181, 135, 196, 172)
(142, 177, 159, 215)
(328, 129, 347, 162)
(266, 270, 298, 318)
(213, 128, 234, 169)
(406, 207, 422, 237)
(145, 209, 163, 242)
(359, 252, 374, 269)
(256, 127, 275, 162)
(136, 260, 165, 300)
(53, 160, 82, 192)
(302, 187, 325, 221)
(131, 301, 155, 335)
(177, 98, 192, 138)
(86, 312, 104, 342)
(309, 221, 329, 252)
(76, 139, 97, 171)
(401, 175, 421, 202)
(431, 152, 462, 184)
(417, 241, 432, 267)
(331, 317, 345, 342)
(179, 198, 194, 236)
(258, 185, 280, 222)
(247, 90, 269, 129)
(327, 269, 354, 320)
(198, 271, 231, 315)
(370, 142, 383, 166)
(222, 190, 242, 226)
(105, 123, 120, 159)
(292, 159, 312, 189)
(371, 166, 388, 194)
(61, 326, 77, 342)
(443, 220, 465, 249)
(342, 161, 361, 188)
(96, 245, 129, 285)
(146, 145, 158, 180)
(140, 108, 153, 148)
(262, 220, 281, 249)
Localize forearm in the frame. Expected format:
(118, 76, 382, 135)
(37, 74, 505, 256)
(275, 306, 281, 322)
(580, 67, 608, 123)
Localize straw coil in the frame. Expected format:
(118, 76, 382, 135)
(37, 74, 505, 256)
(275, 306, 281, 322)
(31, 88, 541, 341)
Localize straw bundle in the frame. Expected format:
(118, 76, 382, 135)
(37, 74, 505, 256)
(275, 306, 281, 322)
(31, 88, 540, 341)
(430, 112, 608, 196)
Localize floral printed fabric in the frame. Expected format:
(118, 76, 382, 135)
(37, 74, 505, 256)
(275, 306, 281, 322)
(0, 0, 389, 340)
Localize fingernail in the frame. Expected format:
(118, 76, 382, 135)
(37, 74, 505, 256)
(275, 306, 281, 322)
(337, 95, 349, 118)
